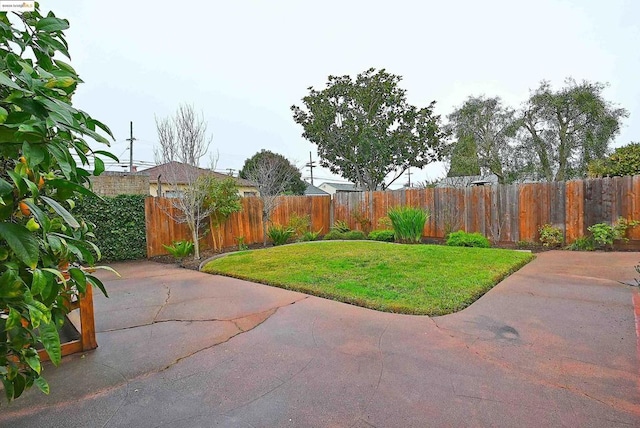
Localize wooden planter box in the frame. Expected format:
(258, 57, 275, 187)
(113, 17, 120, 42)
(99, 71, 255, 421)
(38, 283, 97, 362)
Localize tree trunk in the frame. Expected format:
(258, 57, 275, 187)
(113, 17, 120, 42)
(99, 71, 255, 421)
(192, 227, 200, 260)
(262, 212, 268, 247)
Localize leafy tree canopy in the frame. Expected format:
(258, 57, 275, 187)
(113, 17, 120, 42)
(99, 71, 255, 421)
(447, 134, 480, 177)
(291, 68, 447, 191)
(588, 142, 640, 178)
(239, 150, 305, 195)
(520, 79, 628, 181)
(446, 96, 518, 183)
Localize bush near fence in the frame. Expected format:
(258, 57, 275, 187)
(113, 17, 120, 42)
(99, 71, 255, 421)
(145, 176, 640, 256)
(75, 194, 148, 260)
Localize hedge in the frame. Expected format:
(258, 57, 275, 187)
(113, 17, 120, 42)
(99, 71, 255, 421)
(74, 194, 147, 261)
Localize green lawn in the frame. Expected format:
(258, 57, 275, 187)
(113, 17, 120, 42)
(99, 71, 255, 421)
(201, 241, 534, 315)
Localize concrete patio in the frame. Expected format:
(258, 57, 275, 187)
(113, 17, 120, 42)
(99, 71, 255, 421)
(1, 251, 639, 427)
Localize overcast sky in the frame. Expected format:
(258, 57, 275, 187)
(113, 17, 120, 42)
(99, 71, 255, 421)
(48, 0, 639, 187)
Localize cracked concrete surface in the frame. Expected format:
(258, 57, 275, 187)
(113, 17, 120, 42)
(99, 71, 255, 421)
(2, 252, 640, 427)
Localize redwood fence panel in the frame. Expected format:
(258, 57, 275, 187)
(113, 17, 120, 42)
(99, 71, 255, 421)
(331, 176, 640, 246)
(145, 195, 331, 257)
(145, 176, 640, 257)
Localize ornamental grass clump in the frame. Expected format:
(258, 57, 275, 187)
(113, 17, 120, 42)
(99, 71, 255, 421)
(388, 207, 429, 244)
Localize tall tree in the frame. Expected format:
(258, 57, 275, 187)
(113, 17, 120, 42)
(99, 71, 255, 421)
(520, 79, 628, 181)
(446, 96, 517, 183)
(154, 104, 214, 260)
(446, 134, 481, 177)
(239, 150, 305, 195)
(240, 153, 300, 246)
(0, 6, 116, 401)
(291, 68, 447, 191)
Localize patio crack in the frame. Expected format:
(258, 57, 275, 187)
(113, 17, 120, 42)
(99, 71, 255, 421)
(157, 296, 310, 373)
(98, 295, 310, 333)
(152, 283, 171, 322)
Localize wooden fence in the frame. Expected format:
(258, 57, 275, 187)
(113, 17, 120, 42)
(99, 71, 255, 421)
(333, 176, 640, 244)
(145, 176, 640, 257)
(145, 195, 331, 257)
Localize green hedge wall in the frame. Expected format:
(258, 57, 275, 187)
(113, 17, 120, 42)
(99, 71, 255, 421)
(75, 194, 147, 261)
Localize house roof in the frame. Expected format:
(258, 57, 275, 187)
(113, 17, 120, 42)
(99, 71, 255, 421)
(140, 161, 255, 187)
(319, 182, 362, 192)
(436, 174, 499, 188)
(304, 182, 330, 196)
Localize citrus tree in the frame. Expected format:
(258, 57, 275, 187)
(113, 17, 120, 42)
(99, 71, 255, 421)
(0, 6, 116, 402)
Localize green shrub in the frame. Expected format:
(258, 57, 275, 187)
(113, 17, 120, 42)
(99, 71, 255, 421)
(323, 230, 366, 240)
(587, 217, 639, 249)
(566, 236, 595, 251)
(377, 216, 393, 229)
(516, 240, 537, 249)
(388, 206, 429, 243)
(368, 229, 395, 242)
(298, 230, 321, 242)
(446, 230, 491, 248)
(267, 224, 295, 246)
(344, 230, 367, 240)
(331, 220, 350, 233)
(324, 230, 346, 240)
(538, 224, 564, 248)
(163, 240, 194, 259)
(288, 213, 311, 238)
(236, 236, 249, 251)
(74, 195, 147, 260)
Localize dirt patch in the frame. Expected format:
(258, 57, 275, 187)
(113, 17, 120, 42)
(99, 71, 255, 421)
(149, 243, 270, 270)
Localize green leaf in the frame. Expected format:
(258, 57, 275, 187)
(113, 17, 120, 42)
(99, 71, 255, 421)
(39, 321, 61, 366)
(41, 196, 80, 228)
(25, 354, 41, 374)
(0, 106, 7, 124)
(26, 302, 46, 328)
(93, 157, 105, 176)
(0, 223, 39, 269)
(12, 373, 25, 399)
(7, 170, 27, 196)
(65, 240, 94, 265)
(93, 150, 119, 162)
(6, 307, 21, 329)
(31, 268, 47, 295)
(22, 199, 51, 232)
(47, 179, 98, 198)
(0, 178, 12, 196)
(34, 376, 49, 394)
(42, 268, 67, 288)
(0, 71, 23, 91)
(23, 176, 39, 198)
(2, 377, 14, 401)
(23, 142, 46, 167)
(86, 274, 108, 298)
(68, 267, 86, 293)
(36, 17, 70, 32)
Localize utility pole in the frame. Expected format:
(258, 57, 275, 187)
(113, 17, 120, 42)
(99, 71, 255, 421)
(305, 151, 316, 185)
(126, 121, 136, 172)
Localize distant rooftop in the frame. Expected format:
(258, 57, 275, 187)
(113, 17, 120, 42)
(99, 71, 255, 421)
(140, 161, 254, 187)
(304, 182, 330, 196)
(318, 182, 362, 192)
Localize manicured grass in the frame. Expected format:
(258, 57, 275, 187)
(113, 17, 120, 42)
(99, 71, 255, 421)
(202, 241, 534, 315)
